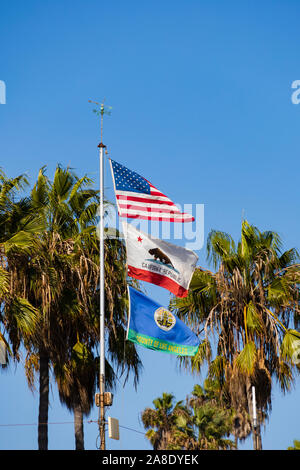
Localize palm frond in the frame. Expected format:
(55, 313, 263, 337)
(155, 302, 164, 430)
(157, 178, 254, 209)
(235, 341, 257, 376)
(280, 329, 300, 365)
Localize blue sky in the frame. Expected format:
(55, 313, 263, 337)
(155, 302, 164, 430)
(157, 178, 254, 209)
(0, 0, 300, 450)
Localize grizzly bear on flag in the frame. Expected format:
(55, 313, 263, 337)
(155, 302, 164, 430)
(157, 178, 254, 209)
(148, 248, 174, 268)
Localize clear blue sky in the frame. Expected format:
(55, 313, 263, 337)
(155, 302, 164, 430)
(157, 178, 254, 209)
(0, 0, 300, 450)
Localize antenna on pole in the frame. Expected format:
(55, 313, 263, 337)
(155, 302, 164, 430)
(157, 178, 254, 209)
(252, 385, 258, 450)
(89, 99, 111, 450)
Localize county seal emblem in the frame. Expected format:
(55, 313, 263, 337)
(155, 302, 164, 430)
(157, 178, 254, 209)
(154, 307, 176, 331)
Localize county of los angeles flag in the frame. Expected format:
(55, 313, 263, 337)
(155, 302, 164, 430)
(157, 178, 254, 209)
(123, 222, 198, 298)
(127, 286, 200, 356)
(109, 159, 194, 222)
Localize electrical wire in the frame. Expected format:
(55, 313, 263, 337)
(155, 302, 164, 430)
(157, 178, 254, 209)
(118, 424, 145, 436)
(0, 419, 146, 436)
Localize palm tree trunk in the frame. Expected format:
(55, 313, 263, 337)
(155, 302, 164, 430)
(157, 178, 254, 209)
(38, 349, 49, 450)
(74, 405, 84, 450)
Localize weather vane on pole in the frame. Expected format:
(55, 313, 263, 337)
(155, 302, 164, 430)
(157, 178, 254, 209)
(89, 98, 112, 450)
(89, 99, 112, 145)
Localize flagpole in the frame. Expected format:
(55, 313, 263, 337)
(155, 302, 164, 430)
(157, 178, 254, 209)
(98, 137, 106, 450)
(89, 99, 112, 450)
(89, 100, 108, 451)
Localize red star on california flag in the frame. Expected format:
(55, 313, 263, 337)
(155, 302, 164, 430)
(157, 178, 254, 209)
(137, 236, 143, 243)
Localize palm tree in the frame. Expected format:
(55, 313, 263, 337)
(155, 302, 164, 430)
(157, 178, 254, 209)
(1, 165, 101, 449)
(0, 166, 142, 449)
(141, 392, 187, 450)
(170, 382, 235, 450)
(142, 384, 235, 451)
(171, 220, 300, 449)
(188, 404, 234, 450)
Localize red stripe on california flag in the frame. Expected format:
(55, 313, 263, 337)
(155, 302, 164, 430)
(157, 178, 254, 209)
(127, 265, 189, 298)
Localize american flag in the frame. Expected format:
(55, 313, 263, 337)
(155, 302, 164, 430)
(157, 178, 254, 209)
(109, 159, 194, 222)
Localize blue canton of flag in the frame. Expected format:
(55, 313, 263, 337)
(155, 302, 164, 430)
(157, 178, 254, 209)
(110, 160, 151, 194)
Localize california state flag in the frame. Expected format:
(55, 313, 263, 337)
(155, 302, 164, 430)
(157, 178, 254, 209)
(123, 222, 198, 298)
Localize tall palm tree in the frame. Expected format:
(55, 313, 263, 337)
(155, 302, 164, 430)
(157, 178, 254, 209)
(171, 220, 300, 449)
(2, 165, 101, 449)
(0, 166, 142, 449)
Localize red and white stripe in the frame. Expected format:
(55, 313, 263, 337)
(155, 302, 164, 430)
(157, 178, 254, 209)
(114, 184, 194, 222)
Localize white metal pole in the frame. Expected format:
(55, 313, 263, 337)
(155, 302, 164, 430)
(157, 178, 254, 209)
(99, 140, 106, 450)
(252, 385, 258, 450)
(252, 385, 257, 428)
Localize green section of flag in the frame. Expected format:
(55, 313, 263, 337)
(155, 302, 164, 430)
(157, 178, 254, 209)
(127, 328, 199, 357)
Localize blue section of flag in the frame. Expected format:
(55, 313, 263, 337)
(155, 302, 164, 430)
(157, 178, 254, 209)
(127, 287, 200, 355)
(110, 159, 151, 194)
